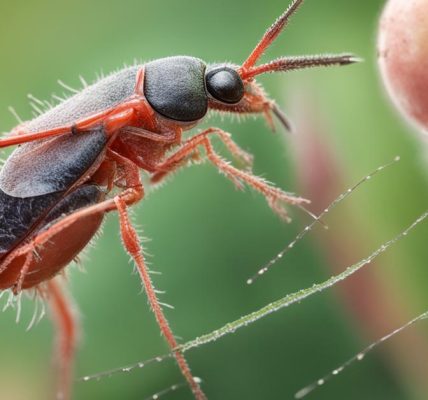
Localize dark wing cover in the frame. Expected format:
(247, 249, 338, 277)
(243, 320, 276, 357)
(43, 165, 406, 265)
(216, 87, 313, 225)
(0, 128, 107, 198)
(0, 127, 106, 255)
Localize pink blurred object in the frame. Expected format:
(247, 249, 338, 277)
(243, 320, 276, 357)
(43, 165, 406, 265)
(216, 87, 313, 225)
(378, 0, 428, 137)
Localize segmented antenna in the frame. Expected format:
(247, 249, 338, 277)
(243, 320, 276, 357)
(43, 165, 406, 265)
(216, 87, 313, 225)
(295, 310, 428, 399)
(144, 378, 202, 400)
(246, 156, 401, 285)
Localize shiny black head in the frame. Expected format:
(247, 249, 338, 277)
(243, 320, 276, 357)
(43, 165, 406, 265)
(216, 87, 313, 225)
(205, 66, 244, 104)
(144, 56, 246, 123)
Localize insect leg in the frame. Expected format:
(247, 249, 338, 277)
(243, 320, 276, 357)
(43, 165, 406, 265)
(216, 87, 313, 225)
(3, 151, 205, 399)
(152, 127, 308, 222)
(113, 196, 207, 400)
(151, 127, 254, 182)
(107, 149, 207, 399)
(47, 278, 79, 400)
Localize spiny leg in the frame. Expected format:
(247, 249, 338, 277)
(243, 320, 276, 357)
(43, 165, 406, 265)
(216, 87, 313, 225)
(47, 278, 79, 400)
(152, 127, 308, 222)
(108, 150, 205, 398)
(151, 127, 254, 183)
(113, 196, 206, 400)
(1, 153, 206, 399)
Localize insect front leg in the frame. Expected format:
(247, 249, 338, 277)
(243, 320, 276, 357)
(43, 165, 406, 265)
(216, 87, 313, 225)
(152, 127, 309, 222)
(47, 279, 79, 400)
(151, 127, 254, 183)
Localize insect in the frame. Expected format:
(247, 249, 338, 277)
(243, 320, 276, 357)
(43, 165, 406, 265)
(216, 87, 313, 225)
(0, 0, 357, 399)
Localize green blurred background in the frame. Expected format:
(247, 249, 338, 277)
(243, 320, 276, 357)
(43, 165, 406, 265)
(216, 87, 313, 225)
(1, 0, 427, 399)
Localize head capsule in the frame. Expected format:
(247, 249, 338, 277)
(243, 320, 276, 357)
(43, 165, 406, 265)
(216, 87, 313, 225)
(144, 57, 246, 124)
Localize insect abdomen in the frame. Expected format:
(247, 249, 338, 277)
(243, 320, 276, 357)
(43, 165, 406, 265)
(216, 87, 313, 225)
(0, 185, 105, 290)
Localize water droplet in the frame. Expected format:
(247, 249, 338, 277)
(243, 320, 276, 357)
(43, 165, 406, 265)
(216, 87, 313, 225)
(357, 353, 365, 361)
(247, 279, 253, 285)
(83, 376, 90, 382)
(317, 379, 325, 386)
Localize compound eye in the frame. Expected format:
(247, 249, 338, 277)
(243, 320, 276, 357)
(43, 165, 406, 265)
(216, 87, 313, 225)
(205, 67, 244, 104)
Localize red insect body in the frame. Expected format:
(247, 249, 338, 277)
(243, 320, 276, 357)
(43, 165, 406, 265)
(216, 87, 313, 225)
(0, 1, 357, 399)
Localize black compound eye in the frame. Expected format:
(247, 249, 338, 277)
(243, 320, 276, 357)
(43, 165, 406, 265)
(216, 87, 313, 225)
(205, 67, 244, 104)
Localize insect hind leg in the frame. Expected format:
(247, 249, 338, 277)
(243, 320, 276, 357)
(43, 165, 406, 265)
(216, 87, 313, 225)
(47, 279, 79, 400)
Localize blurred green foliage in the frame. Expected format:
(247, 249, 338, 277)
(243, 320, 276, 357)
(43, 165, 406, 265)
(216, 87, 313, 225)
(0, 0, 427, 399)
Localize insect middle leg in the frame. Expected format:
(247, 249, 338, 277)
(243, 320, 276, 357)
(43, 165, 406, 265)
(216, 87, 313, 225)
(113, 196, 207, 400)
(152, 127, 309, 222)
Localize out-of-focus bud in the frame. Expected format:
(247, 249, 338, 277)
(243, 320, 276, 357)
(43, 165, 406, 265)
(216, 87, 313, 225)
(378, 0, 428, 138)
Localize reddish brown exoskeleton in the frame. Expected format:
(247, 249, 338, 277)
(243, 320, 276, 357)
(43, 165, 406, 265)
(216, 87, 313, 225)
(0, 0, 357, 399)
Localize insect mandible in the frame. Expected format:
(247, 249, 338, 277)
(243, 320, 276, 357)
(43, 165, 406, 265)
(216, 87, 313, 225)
(0, 0, 357, 399)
